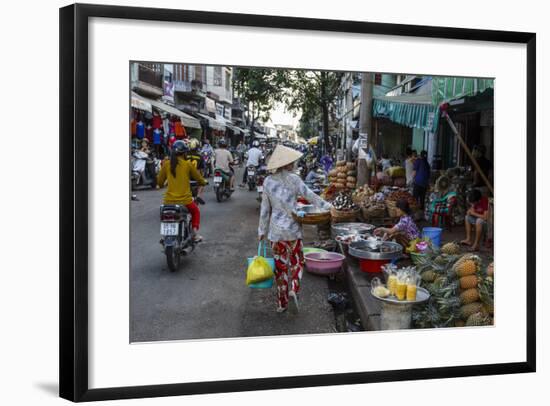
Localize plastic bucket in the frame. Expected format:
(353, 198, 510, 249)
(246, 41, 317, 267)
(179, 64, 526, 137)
(246, 242, 275, 289)
(359, 258, 390, 274)
(422, 227, 443, 248)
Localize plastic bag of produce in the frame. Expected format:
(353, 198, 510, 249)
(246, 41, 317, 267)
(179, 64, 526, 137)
(246, 243, 274, 285)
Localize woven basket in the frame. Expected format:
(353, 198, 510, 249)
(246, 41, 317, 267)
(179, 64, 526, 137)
(292, 211, 331, 225)
(362, 205, 387, 219)
(330, 207, 360, 223)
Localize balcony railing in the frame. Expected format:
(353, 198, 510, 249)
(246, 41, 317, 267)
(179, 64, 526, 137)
(138, 65, 163, 89)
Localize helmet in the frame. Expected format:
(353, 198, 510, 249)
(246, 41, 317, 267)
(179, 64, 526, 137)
(252, 140, 260, 147)
(218, 138, 227, 147)
(188, 138, 200, 151)
(172, 140, 189, 154)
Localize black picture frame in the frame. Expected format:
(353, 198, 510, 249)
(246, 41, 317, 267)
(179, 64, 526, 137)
(59, 3, 536, 402)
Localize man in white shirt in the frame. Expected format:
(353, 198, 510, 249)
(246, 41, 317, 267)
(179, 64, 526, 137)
(213, 138, 235, 190)
(240, 140, 263, 186)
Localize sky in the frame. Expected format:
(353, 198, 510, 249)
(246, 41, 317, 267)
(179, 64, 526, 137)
(266, 102, 301, 129)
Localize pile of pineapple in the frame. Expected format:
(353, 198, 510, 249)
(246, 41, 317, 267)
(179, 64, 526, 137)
(412, 242, 494, 329)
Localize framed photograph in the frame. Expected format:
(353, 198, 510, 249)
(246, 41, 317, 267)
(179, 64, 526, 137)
(60, 3, 536, 402)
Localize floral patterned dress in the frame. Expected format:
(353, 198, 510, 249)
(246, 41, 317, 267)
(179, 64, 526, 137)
(258, 170, 331, 309)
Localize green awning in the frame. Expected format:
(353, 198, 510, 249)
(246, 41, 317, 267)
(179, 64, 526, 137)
(373, 93, 436, 131)
(431, 77, 494, 107)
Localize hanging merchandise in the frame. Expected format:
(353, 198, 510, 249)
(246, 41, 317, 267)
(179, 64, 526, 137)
(174, 119, 187, 139)
(152, 112, 162, 130)
(136, 120, 145, 139)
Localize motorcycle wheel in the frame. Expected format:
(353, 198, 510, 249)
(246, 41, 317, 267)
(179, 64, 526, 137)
(248, 182, 255, 191)
(165, 246, 180, 272)
(215, 186, 223, 202)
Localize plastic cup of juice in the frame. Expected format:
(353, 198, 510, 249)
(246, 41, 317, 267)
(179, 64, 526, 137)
(406, 284, 417, 301)
(396, 281, 407, 301)
(387, 275, 398, 296)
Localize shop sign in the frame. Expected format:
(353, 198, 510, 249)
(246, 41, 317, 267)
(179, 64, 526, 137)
(216, 102, 224, 117)
(205, 97, 216, 113)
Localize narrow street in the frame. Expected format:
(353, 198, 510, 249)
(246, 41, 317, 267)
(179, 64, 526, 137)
(130, 167, 336, 342)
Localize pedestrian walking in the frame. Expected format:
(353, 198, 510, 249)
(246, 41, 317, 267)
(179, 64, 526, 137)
(258, 145, 332, 313)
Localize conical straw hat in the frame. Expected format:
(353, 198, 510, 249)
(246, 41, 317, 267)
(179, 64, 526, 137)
(266, 144, 303, 171)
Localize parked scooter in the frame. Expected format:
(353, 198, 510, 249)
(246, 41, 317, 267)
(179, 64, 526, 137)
(131, 149, 158, 190)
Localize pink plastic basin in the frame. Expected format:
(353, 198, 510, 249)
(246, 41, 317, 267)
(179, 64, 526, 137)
(304, 252, 346, 275)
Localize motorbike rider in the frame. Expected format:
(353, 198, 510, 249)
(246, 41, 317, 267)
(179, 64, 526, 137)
(185, 138, 206, 205)
(157, 140, 208, 242)
(240, 139, 263, 187)
(213, 138, 236, 191)
(200, 138, 214, 174)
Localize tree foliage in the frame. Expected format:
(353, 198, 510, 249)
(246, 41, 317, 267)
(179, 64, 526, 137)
(279, 70, 344, 150)
(232, 68, 284, 128)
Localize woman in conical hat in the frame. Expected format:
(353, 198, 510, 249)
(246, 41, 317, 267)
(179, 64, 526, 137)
(259, 145, 332, 313)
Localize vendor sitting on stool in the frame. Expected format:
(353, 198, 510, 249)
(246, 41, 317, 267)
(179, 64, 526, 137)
(461, 189, 489, 251)
(374, 199, 420, 249)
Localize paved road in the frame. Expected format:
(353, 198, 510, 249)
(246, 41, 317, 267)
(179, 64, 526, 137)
(130, 167, 336, 342)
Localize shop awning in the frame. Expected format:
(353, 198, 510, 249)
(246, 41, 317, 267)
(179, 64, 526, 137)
(134, 93, 201, 129)
(131, 92, 152, 113)
(197, 113, 226, 132)
(254, 132, 267, 139)
(431, 77, 494, 107)
(373, 92, 436, 131)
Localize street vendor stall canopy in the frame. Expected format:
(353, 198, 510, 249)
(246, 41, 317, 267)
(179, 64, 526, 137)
(131, 92, 152, 113)
(373, 92, 436, 131)
(431, 77, 494, 107)
(197, 113, 226, 132)
(132, 92, 201, 129)
(372, 77, 494, 133)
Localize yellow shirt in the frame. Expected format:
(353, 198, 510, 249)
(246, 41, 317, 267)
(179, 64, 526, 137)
(157, 157, 207, 205)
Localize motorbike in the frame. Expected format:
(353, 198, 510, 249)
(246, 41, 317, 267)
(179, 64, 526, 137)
(201, 150, 213, 178)
(131, 149, 158, 190)
(213, 167, 234, 202)
(256, 161, 268, 203)
(159, 208, 194, 272)
(246, 165, 257, 191)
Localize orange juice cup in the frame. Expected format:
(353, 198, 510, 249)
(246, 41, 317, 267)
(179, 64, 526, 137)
(387, 275, 398, 296)
(406, 284, 417, 301)
(396, 281, 407, 301)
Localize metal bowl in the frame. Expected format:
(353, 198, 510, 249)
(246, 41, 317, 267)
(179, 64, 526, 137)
(348, 240, 403, 261)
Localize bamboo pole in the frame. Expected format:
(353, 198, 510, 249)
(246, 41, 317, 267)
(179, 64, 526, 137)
(442, 111, 494, 195)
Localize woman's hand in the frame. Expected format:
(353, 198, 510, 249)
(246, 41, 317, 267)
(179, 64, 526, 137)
(259, 234, 265, 242)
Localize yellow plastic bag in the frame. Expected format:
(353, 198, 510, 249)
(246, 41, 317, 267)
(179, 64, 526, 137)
(246, 255, 274, 286)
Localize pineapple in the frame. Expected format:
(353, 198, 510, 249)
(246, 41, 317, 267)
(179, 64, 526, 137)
(482, 303, 494, 316)
(441, 242, 460, 255)
(460, 275, 479, 290)
(460, 302, 484, 320)
(460, 288, 480, 305)
(487, 262, 494, 277)
(454, 319, 466, 328)
(421, 270, 437, 283)
(465, 312, 493, 327)
(434, 255, 447, 265)
(456, 259, 477, 277)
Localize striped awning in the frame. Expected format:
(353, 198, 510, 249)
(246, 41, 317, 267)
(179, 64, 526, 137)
(373, 92, 436, 131)
(431, 77, 494, 107)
